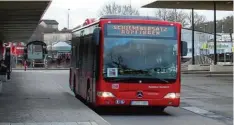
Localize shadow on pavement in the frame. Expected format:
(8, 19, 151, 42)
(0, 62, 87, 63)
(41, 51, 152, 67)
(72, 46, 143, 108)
(75, 94, 172, 116)
(93, 107, 171, 116)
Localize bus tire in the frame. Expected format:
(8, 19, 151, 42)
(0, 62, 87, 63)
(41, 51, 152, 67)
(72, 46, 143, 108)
(86, 79, 91, 103)
(155, 106, 166, 112)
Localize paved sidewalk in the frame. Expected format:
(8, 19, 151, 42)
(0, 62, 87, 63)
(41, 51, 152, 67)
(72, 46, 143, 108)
(0, 71, 109, 125)
(0, 122, 98, 125)
(12, 68, 69, 70)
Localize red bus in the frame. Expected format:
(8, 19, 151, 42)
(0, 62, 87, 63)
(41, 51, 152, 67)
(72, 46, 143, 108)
(69, 15, 187, 111)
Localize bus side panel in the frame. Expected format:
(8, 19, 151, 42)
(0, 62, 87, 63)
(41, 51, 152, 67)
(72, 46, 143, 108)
(74, 37, 80, 96)
(70, 37, 76, 91)
(85, 34, 93, 103)
(176, 23, 182, 107)
(69, 67, 72, 89)
(82, 35, 89, 100)
(72, 22, 101, 104)
(95, 21, 105, 94)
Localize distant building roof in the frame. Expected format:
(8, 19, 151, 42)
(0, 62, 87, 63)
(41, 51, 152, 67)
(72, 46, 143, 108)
(41, 20, 59, 25)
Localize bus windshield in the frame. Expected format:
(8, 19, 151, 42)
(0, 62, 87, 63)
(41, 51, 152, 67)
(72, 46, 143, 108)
(103, 24, 178, 83)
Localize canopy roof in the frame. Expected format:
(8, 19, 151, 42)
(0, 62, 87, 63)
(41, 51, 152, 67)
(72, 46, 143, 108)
(141, 0, 233, 11)
(52, 41, 71, 51)
(0, 0, 52, 42)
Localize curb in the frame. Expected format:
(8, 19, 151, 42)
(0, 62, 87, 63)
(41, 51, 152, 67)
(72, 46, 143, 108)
(205, 74, 233, 77)
(182, 72, 233, 74)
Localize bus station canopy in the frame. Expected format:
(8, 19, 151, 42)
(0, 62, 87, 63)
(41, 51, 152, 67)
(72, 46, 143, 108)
(141, 0, 233, 65)
(141, 0, 233, 11)
(0, 0, 51, 42)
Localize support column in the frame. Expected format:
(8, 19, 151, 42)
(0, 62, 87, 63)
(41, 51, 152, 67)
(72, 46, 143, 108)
(214, 1, 217, 65)
(192, 8, 195, 65)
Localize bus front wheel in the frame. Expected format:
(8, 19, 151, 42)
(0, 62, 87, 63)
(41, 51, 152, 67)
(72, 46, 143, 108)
(154, 106, 166, 112)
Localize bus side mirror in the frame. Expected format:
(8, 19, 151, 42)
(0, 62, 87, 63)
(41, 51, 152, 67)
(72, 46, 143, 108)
(181, 41, 188, 56)
(93, 27, 101, 45)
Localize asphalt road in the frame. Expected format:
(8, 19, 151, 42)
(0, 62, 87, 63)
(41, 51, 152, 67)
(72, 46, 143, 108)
(8, 70, 233, 125)
(102, 74, 233, 125)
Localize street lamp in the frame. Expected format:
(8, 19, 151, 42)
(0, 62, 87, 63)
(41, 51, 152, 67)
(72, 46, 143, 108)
(68, 9, 70, 29)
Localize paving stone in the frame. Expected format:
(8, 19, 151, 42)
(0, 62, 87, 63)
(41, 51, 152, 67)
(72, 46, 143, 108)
(0, 71, 109, 125)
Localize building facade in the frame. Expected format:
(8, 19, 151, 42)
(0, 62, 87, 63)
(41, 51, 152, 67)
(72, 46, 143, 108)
(181, 28, 233, 58)
(43, 32, 72, 46)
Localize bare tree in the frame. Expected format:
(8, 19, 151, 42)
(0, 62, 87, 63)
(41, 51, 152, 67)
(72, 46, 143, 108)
(154, 8, 170, 21)
(99, 2, 139, 16)
(155, 8, 189, 27)
(169, 9, 188, 27)
(187, 11, 206, 27)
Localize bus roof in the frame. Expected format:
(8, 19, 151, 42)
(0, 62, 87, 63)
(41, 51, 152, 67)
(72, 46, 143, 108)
(100, 15, 162, 21)
(73, 15, 174, 32)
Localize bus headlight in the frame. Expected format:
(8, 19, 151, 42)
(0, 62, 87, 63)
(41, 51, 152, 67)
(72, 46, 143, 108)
(164, 93, 180, 99)
(97, 92, 115, 98)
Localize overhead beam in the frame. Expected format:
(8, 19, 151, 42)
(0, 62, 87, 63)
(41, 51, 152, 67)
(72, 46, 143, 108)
(0, 1, 50, 10)
(0, 15, 43, 19)
(0, 0, 52, 42)
(3, 34, 33, 36)
(0, 24, 39, 27)
(3, 35, 33, 38)
(3, 36, 33, 39)
(0, 20, 39, 25)
(0, 27, 38, 29)
(0, 9, 45, 13)
(0, 24, 38, 27)
(1, 30, 35, 33)
(0, 13, 44, 17)
(0, 17, 41, 21)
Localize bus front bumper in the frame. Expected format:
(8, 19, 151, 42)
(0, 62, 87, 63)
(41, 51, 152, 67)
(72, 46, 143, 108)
(96, 97, 180, 107)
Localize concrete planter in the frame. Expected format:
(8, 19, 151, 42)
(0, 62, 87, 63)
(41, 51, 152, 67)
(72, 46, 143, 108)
(210, 65, 233, 72)
(188, 65, 210, 71)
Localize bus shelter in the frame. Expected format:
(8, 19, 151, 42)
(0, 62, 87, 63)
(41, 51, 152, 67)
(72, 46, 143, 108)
(141, 0, 233, 65)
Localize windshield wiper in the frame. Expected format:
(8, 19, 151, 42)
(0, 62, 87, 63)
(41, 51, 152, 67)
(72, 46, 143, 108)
(106, 77, 169, 83)
(154, 77, 169, 83)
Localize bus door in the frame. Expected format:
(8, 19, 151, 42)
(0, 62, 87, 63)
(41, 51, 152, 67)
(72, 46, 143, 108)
(73, 37, 79, 88)
(78, 36, 84, 96)
(4, 47, 11, 79)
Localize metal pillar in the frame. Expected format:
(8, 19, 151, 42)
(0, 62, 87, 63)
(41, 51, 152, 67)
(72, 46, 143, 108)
(192, 8, 195, 65)
(214, 1, 217, 65)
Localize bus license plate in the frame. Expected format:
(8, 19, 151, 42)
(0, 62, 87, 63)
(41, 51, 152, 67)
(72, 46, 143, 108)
(131, 101, 149, 106)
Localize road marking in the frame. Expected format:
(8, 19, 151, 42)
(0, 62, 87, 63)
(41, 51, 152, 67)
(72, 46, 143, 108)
(182, 107, 213, 115)
(182, 106, 229, 120)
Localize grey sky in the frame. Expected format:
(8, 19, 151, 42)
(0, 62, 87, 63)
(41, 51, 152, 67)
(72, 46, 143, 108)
(42, 0, 233, 30)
